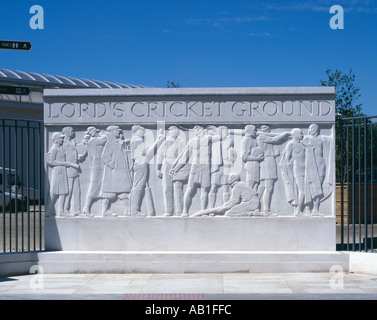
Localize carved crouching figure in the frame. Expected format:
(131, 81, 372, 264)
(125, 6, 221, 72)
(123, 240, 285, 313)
(192, 173, 260, 217)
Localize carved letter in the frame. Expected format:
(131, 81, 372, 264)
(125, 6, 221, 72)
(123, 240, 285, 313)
(131, 102, 145, 117)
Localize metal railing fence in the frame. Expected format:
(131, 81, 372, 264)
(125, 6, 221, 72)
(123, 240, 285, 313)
(337, 115, 377, 252)
(0, 117, 44, 253)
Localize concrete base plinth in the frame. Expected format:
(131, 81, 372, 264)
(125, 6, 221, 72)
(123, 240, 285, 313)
(37, 251, 349, 274)
(45, 216, 336, 252)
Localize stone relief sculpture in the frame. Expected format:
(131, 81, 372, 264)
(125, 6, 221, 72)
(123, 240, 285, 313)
(100, 126, 133, 217)
(280, 124, 333, 216)
(129, 125, 165, 217)
(62, 126, 85, 216)
(193, 173, 260, 217)
(81, 126, 108, 216)
(242, 125, 264, 192)
(257, 125, 291, 215)
(280, 129, 306, 216)
(156, 126, 186, 216)
(208, 125, 236, 208)
(302, 124, 334, 214)
(170, 125, 213, 216)
(46, 123, 333, 218)
(46, 133, 78, 217)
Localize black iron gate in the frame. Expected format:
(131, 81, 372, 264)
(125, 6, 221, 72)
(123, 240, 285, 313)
(0, 117, 44, 253)
(337, 115, 377, 251)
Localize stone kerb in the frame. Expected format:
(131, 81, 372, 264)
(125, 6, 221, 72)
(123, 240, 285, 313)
(43, 87, 336, 252)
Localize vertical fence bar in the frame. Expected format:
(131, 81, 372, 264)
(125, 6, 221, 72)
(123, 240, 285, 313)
(346, 123, 350, 251)
(2, 120, 5, 252)
(358, 122, 362, 251)
(20, 126, 24, 252)
(371, 122, 374, 251)
(14, 120, 18, 252)
(33, 127, 36, 251)
(340, 117, 344, 250)
(364, 118, 368, 251)
(352, 119, 356, 251)
(38, 122, 42, 251)
(8, 123, 12, 251)
(26, 121, 30, 252)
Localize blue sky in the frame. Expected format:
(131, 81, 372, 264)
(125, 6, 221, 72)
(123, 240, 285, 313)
(1, 0, 377, 115)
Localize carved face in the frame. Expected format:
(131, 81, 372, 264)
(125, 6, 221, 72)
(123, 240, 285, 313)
(113, 129, 122, 138)
(292, 129, 303, 140)
(168, 126, 179, 137)
(309, 124, 319, 136)
(136, 127, 145, 137)
(56, 137, 64, 146)
(63, 127, 75, 139)
(194, 126, 204, 136)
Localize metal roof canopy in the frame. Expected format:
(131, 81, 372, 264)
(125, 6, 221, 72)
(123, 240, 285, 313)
(0, 69, 147, 90)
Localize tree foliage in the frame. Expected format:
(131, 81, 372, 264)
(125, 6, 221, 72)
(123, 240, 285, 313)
(321, 69, 367, 182)
(166, 80, 181, 88)
(320, 68, 364, 118)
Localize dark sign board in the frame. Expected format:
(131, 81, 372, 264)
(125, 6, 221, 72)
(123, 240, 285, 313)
(0, 41, 32, 51)
(0, 86, 31, 95)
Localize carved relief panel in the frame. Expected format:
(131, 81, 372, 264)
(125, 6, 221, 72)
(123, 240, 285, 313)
(44, 88, 336, 219)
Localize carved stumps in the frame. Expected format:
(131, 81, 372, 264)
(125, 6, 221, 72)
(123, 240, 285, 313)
(44, 87, 336, 219)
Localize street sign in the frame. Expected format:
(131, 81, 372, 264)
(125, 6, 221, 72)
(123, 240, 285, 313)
(0, 41, 32, 51)
(0, 86, 30, 95)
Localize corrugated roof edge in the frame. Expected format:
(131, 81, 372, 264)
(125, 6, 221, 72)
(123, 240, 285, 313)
(0, 69, 149, 89)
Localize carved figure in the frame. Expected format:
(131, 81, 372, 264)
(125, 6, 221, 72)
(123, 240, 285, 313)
(192, 173, 260, 217)
(82, 126, 108, 216)
(46, 133, 78, 217)
(280, 125, 334, 216)
(62, 126, 84, 215)
(242, 125, 264, 191)
(207, 125, 236, 207)
(280, 129, 306, 216)
(257, 125, 290, 214)
(302, 123, 333, 214)
(100, 126, 133, 217)
(129, 125, 165, 217)
(170, 125, 212, 216)
(156, 126, 186, 216)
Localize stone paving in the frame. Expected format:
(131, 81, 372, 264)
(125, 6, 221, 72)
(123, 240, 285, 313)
(0, 272, 376, 300)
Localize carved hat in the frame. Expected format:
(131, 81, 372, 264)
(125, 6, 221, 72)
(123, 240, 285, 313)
(106, 125, 122, 132)
(52, 132, 64, 142)
(86, 126, 98, 135)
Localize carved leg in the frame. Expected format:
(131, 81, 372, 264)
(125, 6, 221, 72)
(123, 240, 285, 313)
(200, 187, 210, 211)
(262, 179, 274, 213)
(163, 177, 174, 216)
(209, 184, 219, 208)
(130, 188, 144, 216)
(222, 184, 230, 204)
(182, 186, 195, 216)
(173, 181, 183, 215)
(83, 195, 94, 215)
(64, 177, 74, 213)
